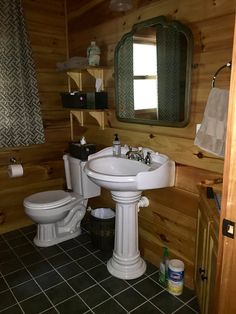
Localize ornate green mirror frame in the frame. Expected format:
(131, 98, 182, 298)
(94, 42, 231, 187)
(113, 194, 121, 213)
(114, 16, 193, 127)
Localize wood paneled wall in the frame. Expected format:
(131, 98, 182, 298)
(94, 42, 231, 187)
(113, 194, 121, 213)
(66, 0, 234, 288)
(66, 0, 234, 173)
(0, 0, 70, 234)
(0, 0, 233, 289)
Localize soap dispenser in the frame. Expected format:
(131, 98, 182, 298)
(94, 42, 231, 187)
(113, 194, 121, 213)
(113, 134, 121, 157)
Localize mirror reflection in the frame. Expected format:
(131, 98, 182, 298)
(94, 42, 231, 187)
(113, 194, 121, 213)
(114, 16, 193, 127)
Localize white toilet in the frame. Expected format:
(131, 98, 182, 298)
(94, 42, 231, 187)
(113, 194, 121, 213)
(24, 154, 101, 247)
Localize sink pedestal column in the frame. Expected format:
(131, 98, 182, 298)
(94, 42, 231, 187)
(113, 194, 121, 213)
(107, 191, 146, 279)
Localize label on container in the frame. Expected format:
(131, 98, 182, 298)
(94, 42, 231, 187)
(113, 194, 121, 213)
(168, 279, 183, 296)
(168, 259, 184, 296)
(168, 268, 184, 282)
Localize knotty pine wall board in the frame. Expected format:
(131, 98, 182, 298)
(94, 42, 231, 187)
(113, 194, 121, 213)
(65, 0, 233, 288)
(0, 0, 69, 234)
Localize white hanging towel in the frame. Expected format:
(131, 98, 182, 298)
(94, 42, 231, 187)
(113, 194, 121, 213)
(194, 87, 229, 157)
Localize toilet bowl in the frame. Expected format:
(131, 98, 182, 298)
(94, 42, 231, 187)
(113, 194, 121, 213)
(24, 154, 101, 247)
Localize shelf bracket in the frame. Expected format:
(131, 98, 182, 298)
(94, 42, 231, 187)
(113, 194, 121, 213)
(67, 72, 82, 90)
(89, 111, 105, 129)
(70, 111, 84, 140)
(70, 110, 106, 140)
(66, 68, 104, 91)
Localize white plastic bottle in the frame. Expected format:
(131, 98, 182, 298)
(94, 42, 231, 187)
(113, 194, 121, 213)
(87, 41, 100, 66)
(113, 134, 121, 157)
(159, 247, 169, 286)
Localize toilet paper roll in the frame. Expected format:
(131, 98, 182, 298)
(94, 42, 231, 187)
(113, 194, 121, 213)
(8, 164, 24, 178)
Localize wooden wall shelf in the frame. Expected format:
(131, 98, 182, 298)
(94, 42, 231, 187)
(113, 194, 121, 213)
(67, 67, 110, 139)
(70, 109, 107, 140)
(66, 66, 108, 90)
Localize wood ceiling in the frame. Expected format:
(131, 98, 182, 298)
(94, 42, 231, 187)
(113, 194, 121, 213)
(66, 0, 162, 31)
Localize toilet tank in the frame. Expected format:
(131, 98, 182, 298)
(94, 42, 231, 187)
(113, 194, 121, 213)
(63, 154, 101, 199)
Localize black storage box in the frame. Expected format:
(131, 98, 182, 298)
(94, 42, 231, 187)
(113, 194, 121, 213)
(86, 92, 108, 109)
(69, 142, 96, 161)
(61, 92, 87, 108)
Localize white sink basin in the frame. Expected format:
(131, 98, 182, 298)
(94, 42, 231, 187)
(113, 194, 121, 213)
(85, 146, 175, 191)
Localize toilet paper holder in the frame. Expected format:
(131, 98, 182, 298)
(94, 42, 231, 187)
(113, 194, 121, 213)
(10, 157, 21, 164)
(8, 157, 24, 178)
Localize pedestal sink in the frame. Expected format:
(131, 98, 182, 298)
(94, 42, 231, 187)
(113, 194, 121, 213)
(85, 146, 175, 279)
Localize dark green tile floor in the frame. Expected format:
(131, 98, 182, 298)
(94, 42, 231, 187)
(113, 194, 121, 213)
(0, 224, 200, 313)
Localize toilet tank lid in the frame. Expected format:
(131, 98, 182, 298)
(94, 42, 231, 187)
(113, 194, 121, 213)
(24, 190, 73, 209)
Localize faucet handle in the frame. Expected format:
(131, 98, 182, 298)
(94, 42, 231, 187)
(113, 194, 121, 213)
(126, 146, 133, 158)
(145, 151, 152, 164)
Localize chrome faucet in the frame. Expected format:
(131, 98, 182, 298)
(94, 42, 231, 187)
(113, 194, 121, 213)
(126, 146, 144, 162)
(126, 147, 152, 164)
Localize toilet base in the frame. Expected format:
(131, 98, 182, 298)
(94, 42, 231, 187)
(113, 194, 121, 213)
(33, 223, 82, 247)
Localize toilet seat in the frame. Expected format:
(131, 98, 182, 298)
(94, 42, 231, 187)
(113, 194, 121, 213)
(24, 190, 74, 210)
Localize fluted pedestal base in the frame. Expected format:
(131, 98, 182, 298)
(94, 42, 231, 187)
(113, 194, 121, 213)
(107, 191, 146, 279)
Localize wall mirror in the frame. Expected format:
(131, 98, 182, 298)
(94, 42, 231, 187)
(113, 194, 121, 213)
(114, 16, 193, 127)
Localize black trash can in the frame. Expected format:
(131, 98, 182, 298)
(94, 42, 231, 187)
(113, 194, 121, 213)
(90, 208, 115, 251)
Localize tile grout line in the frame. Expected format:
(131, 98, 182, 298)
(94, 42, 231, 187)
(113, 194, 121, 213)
(170, 302, 188, 314)
(24, 231, 97, 313)
(1, 226, 200, 314)
(147, 275, 199, 313)
(0, 236, 28, 314)
(129, 283, 167, 314)
(28, 229, 198, 314)
(184, 296, 200, 314)
(2, 232, 116, 311)
(72, 256, 164, 313)
(55, 240, 131, 313)
(170, 298, 199, 314)
(1, 233, 94, 273)
(55, 244, 126, 313)
(125, 270, 167, 313)
(11, 228, 60, 313)
(129, 297, 165, 314)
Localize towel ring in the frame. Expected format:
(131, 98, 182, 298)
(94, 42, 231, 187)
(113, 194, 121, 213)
(211, 61, 232, 88)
